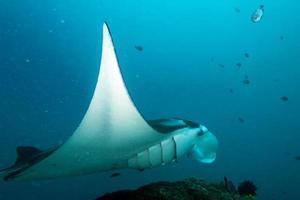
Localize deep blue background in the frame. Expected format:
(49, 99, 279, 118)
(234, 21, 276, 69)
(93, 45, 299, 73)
(0, 0, 299, 199)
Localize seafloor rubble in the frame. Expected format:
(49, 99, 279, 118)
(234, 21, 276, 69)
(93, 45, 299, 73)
(96, 178, 256, 200)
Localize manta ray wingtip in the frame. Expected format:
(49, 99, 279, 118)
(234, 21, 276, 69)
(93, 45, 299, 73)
(102, 21, 111, 33)
(103, 21, 108, 28)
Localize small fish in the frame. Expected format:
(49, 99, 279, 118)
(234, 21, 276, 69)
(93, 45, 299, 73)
(238, 117, 245, 123)
(110, 172, 121, 178)
(281, 96, 288, 101)
(243, 75, 250, 85)
(280, 35, 284, 41)
(234, 7, 241, 13)
(294, 156, 300, 161)
(251, 5, 264, 23)
(243, 79, 250, 85)
(244, 53, 250, 58)
(218, 64, 225, 68)
(134, 45, 143, 51)
(236, 62, 242, 67)
(229, 88, 234, 94)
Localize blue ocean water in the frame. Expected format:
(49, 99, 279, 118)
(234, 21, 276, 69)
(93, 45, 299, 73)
(0, 0, 299, 199)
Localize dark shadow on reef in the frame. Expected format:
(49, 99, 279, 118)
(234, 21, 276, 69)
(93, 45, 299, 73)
(96, 178, 257, 200)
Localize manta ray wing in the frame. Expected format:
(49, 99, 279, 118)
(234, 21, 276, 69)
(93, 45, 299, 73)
(5, 23, 166, 181)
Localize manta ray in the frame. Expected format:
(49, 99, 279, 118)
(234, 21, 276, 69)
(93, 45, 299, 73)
(0, 23, 218, 181)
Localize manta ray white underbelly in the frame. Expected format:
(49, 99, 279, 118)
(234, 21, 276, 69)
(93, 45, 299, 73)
(0, 23, 218, 181)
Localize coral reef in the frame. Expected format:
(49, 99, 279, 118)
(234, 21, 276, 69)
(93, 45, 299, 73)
(96, 178, 256, 200)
